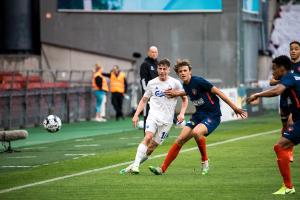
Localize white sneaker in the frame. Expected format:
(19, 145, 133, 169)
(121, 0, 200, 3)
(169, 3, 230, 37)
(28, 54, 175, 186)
(201, 160, 209, 175)
(273, 184, 296, 195)
(93, 117, 107, 122)
(149, 166, 163, 175)
(119, 164, 133, 175)
(131, 165, 139, 174)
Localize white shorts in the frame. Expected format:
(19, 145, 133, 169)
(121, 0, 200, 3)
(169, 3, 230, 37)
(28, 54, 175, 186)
(145, 118, 173, 145)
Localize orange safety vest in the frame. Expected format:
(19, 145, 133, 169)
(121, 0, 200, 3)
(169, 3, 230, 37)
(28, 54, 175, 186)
(110, 71, 125, 93)
(92, 70, 108, 92)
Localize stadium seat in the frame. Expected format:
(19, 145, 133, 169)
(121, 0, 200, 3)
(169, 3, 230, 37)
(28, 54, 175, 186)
(0, 71, 70, 90)
(0, 82, 22, 90)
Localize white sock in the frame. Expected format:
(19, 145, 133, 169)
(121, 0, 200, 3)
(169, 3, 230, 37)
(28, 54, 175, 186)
(133, 143, 147, 167)
(140, 155, 148, 165)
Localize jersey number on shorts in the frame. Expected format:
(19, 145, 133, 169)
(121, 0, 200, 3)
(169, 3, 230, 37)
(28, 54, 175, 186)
(161, 132, 168, 140)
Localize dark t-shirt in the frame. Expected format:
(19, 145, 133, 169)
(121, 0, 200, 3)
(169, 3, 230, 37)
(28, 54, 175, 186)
(280, 72, 300, 121)
(140, 57, 158, 92)
(183, 76, 221, 117)
(292, 61, 300, 74)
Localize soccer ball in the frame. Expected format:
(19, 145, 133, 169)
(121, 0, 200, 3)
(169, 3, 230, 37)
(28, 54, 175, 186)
(43, 115, 62, 133)
(137, 120, 144, 129)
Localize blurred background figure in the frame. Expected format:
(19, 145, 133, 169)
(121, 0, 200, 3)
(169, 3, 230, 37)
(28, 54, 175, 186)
(109, 65, 127, 120)
(140, 46, 158, 132)
(92, 63, 108, 122)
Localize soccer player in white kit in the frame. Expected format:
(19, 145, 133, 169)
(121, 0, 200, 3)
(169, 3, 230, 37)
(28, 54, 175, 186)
(120, 58, 188, 174)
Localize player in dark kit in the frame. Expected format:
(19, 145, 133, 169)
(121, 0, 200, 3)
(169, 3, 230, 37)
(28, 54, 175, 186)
(149, 59, 247, 175)
(290, 41, 300, 74)
(270, 41, 300, 163)
(247, 55, 299, 195)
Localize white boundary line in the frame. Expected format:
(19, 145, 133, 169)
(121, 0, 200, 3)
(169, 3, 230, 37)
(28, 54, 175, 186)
(0, 129, 278, 194)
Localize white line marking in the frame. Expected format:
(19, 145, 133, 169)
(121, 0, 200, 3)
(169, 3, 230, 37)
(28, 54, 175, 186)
(25, 141, 50, 144)
(21, 147, 48, 150)
(8, 156, 37, 159)
(0, 129, 278, 194)
(75, 138, 93, 142)
(127, 143, 140, 146)
(74, 144, 99, 147)
(1, 166, 33, 168)
(65, 154, 96, 157)
(132, 137, 142, 139)
(119, 137, 128, 140)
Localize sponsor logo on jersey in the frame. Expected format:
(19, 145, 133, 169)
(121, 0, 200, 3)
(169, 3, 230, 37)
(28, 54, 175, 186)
(155, 90, 165, 97)
(192, 98, 205, 106)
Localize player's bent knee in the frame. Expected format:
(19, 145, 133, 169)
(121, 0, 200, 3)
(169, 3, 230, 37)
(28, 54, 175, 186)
(191, 130, 199, 136)
(191, 130, 205, 138)
(175, 138, 186, 146)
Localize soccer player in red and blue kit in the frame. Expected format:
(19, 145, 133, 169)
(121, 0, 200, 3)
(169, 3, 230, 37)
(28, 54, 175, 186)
(290, 41, 300, 74)
(270, 41, 300, 163)
(149, 59, 247, 175)
(248, 55, 299, 195)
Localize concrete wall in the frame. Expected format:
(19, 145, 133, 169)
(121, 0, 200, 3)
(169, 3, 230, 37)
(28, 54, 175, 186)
(40, 0, 241, 86)
(0, 55, 40, 72)
(41, 44, 135, 83)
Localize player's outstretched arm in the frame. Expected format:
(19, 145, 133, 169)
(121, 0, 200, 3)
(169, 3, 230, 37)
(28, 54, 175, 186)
(211, 86, 247, 119)
(177, 96, 188, 123)
(164, 89, 186, 98)
(246, 84, 286, 104)
(132, 97, 149, 128)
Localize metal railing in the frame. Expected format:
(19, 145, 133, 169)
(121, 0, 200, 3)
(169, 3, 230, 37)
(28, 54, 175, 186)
(0, 69, 140, 130)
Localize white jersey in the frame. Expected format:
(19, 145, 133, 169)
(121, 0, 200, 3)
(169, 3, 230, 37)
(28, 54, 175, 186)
(144, 76, 183, 124)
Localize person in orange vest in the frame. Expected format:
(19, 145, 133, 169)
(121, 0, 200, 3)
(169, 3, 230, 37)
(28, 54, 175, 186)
(92, 63, 109, 122)
(110, 65, 127, 120)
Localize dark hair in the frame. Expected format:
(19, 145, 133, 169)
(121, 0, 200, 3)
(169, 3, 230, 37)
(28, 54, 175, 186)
(272, 55, 291, 70)
(174, 59, 192, 73)
(158, 58, 171, 67)
(290, 41, 300, 47)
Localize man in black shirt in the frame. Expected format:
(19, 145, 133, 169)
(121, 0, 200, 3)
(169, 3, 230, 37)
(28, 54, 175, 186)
(140, 46, 158, 132)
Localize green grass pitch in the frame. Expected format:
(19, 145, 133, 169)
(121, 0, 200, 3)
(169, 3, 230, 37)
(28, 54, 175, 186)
(0, 111, 299, 199)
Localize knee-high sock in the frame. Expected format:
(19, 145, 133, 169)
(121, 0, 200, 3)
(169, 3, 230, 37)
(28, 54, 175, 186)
(274, 144, 293, 188)
(289, 146, 294, 162)
(161, 143, 182, 173)
(196, 137, 208, 162)
(133, 143, 147, 167)
(140, 155, 148, 165)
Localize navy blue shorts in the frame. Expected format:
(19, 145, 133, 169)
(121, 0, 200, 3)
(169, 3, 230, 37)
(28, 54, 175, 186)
(186, 114, 221, 136)
(283, 120, 300, 145)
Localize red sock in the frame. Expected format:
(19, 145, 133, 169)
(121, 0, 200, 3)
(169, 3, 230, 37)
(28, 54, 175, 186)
(161, 143, 182, 173)
(196, 137, 208, 162)
(274, 144, 293, 188)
